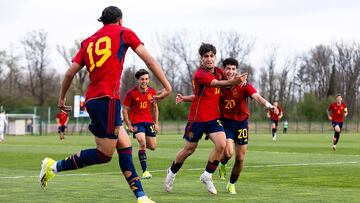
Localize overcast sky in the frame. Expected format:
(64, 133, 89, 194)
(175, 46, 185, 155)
(1, 0, 360, 73)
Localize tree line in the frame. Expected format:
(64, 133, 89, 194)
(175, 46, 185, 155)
(0, 29, 359, 121)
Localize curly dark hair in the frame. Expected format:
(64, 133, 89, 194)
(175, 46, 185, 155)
(98, 6, 122, 24)
(198, 43, 216, 57)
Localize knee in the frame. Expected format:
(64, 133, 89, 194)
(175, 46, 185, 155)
(224, 150, 233, 159)
(216, 142, 226, 153)
(147, 143, 156, 150)
(97, 149, 112, 163)
(138, 141, 147, 150)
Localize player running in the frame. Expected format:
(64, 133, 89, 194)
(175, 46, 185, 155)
(164, 43, 246, 195)
(217, 57, 278, 194)
(55, 110, 69, 140)
(327, 94, 348, 150)
(122, 69, 158, 179)
(267, 101, 283, 141)
(39, 6, 171, 203)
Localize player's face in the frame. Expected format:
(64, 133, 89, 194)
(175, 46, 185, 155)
(201, 51, 216, 70)
(336, 96, 342, 103)
(224, 65, 237, 80)
(273, 102, 278, 107)
(138, 74, 149, 89)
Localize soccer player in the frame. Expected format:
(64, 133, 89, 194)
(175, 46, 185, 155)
(0, 109, 7, 143)
(217, 58, 278, 194)
(123, 69, 158, 179)
(55, 110, 69, 140)
(283, 119, 288, 134)
(39, 6, 171, 203)
(327, 94, 348, 150)
(164, 43, 246, 195)
(267, 101, 283, 141)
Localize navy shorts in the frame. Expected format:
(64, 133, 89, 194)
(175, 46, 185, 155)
(332, 121, 343, 129)
(183, 119, 224, 142)
(222, 118, 249, 145)
(132, 122, 156, 138)
(58, 125, 66, 133)
(271, 119, 279, 127)
(85, 98, 122, 139)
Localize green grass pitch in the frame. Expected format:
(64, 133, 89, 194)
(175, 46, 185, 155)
(0, 132, 359, 202)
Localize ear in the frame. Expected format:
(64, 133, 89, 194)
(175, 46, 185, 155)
(119, 18, 123, 25)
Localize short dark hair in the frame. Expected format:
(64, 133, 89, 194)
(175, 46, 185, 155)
(222, 58, 238, 68)
(198, 43, 216, 57)
(98, 6, 122, 24)
(135, 69, 149, 79)
(336, 94, 342, 98)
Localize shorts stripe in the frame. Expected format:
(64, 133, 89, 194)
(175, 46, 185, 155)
(107, 99, 116, 134)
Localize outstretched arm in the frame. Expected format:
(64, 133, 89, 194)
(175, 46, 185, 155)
(135, 45, 172, 100)
(210, 73, 248, 87)
(251, 93, 279, 115)
(176, 94, 195, 104)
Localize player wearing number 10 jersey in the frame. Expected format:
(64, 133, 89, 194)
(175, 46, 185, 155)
(218, 58, 278, 195)
(123, 69, 158, 179)
(40, 6, 171, 203)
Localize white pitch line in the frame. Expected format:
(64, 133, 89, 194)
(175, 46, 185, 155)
(0, 161, 358, 179)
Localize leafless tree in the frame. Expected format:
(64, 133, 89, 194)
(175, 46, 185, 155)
(216, 31, 255, 65)
(334, 41, 360, 118)
(57, 40, 88, 95)
(120, 65, 137, 101)
(22, 30, 60, 106)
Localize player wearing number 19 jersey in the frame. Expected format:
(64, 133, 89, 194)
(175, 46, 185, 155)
(218, 58, 277, 194)
(39, 6, 172, 203)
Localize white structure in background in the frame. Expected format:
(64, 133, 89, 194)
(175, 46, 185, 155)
(6, 114, 39, 135)
(74, 95, 89, 118)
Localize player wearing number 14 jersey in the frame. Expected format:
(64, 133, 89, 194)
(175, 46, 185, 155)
(218, 58, 278, 194)
(40, 6, 172, 203)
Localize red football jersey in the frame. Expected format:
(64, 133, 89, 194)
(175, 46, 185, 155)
(328, 102, 347, 122)
(72, 24, 142, 102)
(220, 84, 257, 122)
(123, 86, 157, 124)
(56, 111, 69, 126)
(269, 106, 282, 121)
(188, 66, 225, 122)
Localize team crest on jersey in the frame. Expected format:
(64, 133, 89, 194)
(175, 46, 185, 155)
(147, 94, 153, 101)
(232, 89, 239, 98)
(136, 97, 139, 100)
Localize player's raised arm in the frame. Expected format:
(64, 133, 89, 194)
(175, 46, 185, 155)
(251, 93, 279, 115)
(210, 72, 248, 87)
(58, 62, 83, 111)
(134, 45, 172, 100)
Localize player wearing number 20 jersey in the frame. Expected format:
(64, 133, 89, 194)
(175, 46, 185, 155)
(220, 84, 257, 144)
(72, 24, 142, 102)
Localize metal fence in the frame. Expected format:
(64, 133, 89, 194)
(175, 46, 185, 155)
(3, 106, 359, 135)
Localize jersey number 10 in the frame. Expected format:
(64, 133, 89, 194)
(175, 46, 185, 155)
(87, 36, 112, 72)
